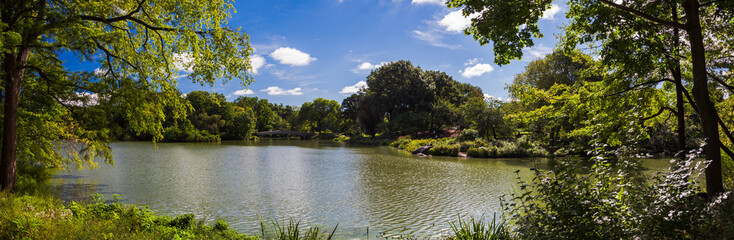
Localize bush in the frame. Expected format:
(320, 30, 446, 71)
(504, 156, 734, 239)
(314, 130, 337, 140)
(459, 140, 487, 152)
(457, 129, 479, 142)
(427, 144, 460, 156)
(333, 135, 350, 142)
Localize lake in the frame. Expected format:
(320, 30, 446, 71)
(47, 139, 672, 238)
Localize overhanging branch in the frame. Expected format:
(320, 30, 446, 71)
(604, 78, 674, 98)
(598, 0, 687, 30)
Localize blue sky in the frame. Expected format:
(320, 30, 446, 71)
(80, 0, 568, 106)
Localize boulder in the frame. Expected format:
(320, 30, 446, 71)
(412, 145, 432, 154)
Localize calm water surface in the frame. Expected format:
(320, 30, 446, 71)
(48, 139, 671, 238)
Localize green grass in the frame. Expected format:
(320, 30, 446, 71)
(0, 192, 256, 239)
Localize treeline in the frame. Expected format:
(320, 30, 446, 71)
(111, 55, 709, 160)
(110, 60, 507, 143)
(110, 91, 340, 142)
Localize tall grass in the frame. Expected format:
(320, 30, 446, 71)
(446, 215, 512, 240)
(261, 218, 337, 240)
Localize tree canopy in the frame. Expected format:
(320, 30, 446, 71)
(0, 0, 253, 191)
(447, 0, 733, 194)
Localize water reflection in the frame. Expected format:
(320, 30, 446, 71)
(48, 140, 671, 239)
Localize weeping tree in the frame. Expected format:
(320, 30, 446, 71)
(0, 0, 253, 191)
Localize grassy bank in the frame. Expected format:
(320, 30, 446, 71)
(1, 191, 510, 240)
(0, 193, 254, 240)
(390, 136, 547, 158)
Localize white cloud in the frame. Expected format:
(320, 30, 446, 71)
(464, 58, 481, 66)
(340, 81, 368, 94)
(249, 55, 266, 74)
(173, 52, 193, 72)
(233, 89, 255, 96)
(541, 4, 562, 20)
(461, 63, 494, 78)
(412, 30, 461, 49)
(523, 44, 553, 59)
(261, 86, 304, 96)
(484, 94, 503, 102)
(438, 10, 479, 33)
(411, 0, 443, 5)
(64, 92, 99, 107)
(357, 62, 388, 70)
(93, 68, 108, 76)
(269, 47, 317, 66)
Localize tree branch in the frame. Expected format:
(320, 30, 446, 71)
(604, 78, 674, 97)
(709, 73, 734, 93)
(719, 115, 734, 150)
(598, 0, 687, 30)
(722, 144, 734, 160)
(79, 0, 210, 35)
(681, 85, 699, 113)
(642, 106, 676, 122)
(94, 40, 140, 73)
(700, 0, 722, 8)
(23, 65, 77, 114)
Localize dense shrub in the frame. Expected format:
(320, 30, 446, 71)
(504, 156, 734, 239)
(459, 140, 487, 152)
(427, 144, 460, 156)
(457, 129, 479, 142)
(313, 130, 337, 140)
(162, 125, 221, 142)
(347, 134, 393, 145)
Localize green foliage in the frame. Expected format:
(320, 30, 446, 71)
(458, 129, 479, 141)
(313, 131, 337, 140)
(344, 61, 490, 137)
(0, 193, 256, 240)
(332, 135, 350, 142)
(446, 0, 553, 65)
(296, 98, 341, 132)
(260, 219, 337, 240)
(504, 156, 734, 239)
(426, 144, 461, 156)
(394, 137, 545, 158)
(346, 135, 393, 146)
(2, 0, 254, 190)
(446, 215, 512, 240)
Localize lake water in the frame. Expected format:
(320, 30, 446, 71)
(47, 139, 673, 238)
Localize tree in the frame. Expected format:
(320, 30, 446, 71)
(234, 97, 277, 131)
(365, 60, 434, 117)
(297, 98, 340, 132)
(447, 0, 733, 194)
(0, 0, 252, 191)
(508, 50, 603, 153)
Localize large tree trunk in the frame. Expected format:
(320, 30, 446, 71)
(0, 50, 28, 192)
(683, 0, 724, 195)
